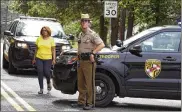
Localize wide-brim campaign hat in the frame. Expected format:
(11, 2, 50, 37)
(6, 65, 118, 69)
(81, 14, 90, 20)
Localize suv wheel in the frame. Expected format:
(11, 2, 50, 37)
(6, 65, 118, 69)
(8, 51, 17, 74)
(95, 72, 115, 107)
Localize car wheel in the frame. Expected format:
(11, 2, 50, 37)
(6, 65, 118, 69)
(95, 72, 115, 107)
(8, 51, 17, 74)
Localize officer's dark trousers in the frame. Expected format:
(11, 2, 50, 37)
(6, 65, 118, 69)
(36, 58, 52, 89)
(77, 60, 96, 105)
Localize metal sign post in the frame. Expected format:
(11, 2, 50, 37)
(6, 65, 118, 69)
(104, 1, 118, 47)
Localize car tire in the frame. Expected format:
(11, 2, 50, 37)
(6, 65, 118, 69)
(8, 51, 17, 74)
(95, 72, 115, 107)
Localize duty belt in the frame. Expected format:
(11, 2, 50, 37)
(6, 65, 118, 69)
(78, 52, 91, 60)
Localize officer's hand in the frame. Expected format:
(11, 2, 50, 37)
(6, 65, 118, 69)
(90, 54, 95, 63)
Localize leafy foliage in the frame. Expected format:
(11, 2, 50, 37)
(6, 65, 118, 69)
(118, 0, 181, 32)
(9, 0, 181, 42)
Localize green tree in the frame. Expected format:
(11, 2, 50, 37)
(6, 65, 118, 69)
(118, 0, 180, 39)
(9, 0, 181, 46)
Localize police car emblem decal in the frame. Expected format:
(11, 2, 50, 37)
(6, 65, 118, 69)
(145, 59, 161, 79)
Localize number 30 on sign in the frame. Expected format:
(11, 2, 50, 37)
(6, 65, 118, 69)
(104, 1, 118, 18)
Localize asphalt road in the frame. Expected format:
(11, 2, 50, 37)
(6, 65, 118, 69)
(1, 42, 181, 111)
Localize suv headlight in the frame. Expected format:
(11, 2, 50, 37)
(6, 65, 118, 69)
(15, 42, 28, 49)
(61, 45, 71, 50)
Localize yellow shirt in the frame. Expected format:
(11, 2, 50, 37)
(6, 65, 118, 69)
(35, 36, 55, 60)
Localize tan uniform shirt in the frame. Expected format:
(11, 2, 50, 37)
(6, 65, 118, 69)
(77, 28, 103, 54)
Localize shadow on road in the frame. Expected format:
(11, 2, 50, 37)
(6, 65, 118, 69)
(52, 99, 77, 106)
(107, 101, 181, 111)
(52, 99, 181, 111)
(3, 68, 37, 78)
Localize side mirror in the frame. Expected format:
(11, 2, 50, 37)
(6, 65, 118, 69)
(116, 39, 123, 47)
(4, 30, 13, 36)
(129, 45, 142, 57)
(68, 34, 74, 40)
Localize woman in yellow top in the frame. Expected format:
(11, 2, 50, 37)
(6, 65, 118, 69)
(32, 26, 56, 94)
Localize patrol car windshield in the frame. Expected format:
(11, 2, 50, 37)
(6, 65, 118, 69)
(123, 27, 162, 46)
(16, 20, 66, 38)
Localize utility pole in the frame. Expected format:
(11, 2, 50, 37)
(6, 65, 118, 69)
(119, 8, 126, 41)
(5, 6, 8, 30)
(99, 0, 107, 45)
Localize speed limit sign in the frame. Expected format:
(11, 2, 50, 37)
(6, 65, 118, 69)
(104, 1, 118, 18)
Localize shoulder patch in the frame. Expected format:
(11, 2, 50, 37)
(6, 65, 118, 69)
(92, 32, 99, 38)
(78, 32, 82, 38)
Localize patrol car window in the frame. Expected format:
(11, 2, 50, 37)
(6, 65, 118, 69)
(140, 32, 181, 52)
(123, 27, 162, 46)
(15, 20, 66, 38)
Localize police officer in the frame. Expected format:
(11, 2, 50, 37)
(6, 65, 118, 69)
(71, 14, 105, 110)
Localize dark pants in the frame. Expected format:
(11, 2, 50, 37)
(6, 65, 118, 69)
(36, 58, 52, 89)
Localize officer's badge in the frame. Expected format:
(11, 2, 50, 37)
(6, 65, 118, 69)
(145, 59, 161, 79)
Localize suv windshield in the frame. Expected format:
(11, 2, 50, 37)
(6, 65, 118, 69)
(16, 20, 66, 38)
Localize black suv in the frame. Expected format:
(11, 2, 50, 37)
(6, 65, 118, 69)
(3, 16, 74, 74)
(53, 25, 181, 107)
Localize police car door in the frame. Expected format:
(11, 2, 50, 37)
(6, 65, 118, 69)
(124, 30, 181, 99)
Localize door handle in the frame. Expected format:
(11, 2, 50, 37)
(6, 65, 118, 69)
(163, 57, 176, 61)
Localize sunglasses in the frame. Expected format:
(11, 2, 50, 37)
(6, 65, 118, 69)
(81, 19, 90, 23)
